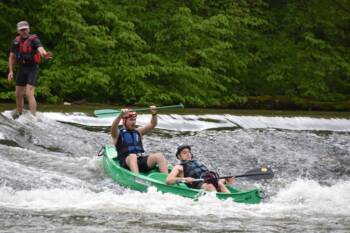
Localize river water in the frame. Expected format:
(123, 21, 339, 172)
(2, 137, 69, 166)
(0, 109, 349, 232)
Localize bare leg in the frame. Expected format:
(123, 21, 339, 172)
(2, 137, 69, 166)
(147, 152, 168, 173)
(26, 84, 36, 116)
(218, 179, 230, 193)
(15, 86, 25, 114)
(201, 183, 217, 192)
(125, 154, 139, 173)
(200, 180, 230, 193)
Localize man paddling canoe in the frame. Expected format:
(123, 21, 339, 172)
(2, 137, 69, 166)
(166, 145, 234, 193)
(111, 106, 168, 174)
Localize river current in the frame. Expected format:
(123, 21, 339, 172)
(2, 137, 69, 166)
(0, 110, 349, 232)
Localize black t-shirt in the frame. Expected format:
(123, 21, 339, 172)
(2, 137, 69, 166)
(10, 35, 42, 54)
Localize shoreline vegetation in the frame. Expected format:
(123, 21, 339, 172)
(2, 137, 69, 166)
(1, 1, 349, 110)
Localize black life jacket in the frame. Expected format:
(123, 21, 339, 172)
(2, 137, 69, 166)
(15, 35, 41, 64)
(180, 160, 209, 179)
(116, 128, 144, 156)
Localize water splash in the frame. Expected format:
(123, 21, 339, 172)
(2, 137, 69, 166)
(41, 112, 350, 132)
(0, 180, 349, 218)
(1, 110, 349, 232)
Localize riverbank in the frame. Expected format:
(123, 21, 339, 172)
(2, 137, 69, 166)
(1, 102, 350, 118)
(241, 96, 350, 111)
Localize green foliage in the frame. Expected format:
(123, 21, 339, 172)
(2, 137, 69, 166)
(0, 0, 349, 108)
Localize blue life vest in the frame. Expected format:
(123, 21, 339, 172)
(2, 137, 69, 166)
(180, 160, 208, 179)
(116, 128, 144, 156)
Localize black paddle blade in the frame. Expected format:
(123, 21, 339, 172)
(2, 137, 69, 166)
(235, 167, 274, 180)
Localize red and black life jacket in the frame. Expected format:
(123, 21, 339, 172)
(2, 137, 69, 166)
(15, 35, 41, 64)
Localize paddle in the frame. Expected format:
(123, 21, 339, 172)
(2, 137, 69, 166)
(221, 166, 274, 180)
(190, 167, 274, 183)
(94, 103, 184, 118)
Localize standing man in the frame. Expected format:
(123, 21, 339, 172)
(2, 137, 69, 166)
(7, 21, 52, 119)
(111, 106, 168, 174)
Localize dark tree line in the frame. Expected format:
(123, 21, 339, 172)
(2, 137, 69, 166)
(1, 0, 349, 109)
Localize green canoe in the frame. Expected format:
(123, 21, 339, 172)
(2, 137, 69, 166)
(101, 145, 263, 204)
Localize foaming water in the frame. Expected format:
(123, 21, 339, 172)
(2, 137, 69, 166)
(265, 179, 350, 216)
(1, 110, 350, 232)
(0, 179, 349, 217)
(41, 112, 350, 132)
(226, 115, 350, 131)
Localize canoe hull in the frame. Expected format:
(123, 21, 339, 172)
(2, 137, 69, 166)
(102, 145, 262, 204)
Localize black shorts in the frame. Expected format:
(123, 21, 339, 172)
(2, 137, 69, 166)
(186, 181, 204, 189)
(118, 154, 151, 173)
(16, 65, 39, 86)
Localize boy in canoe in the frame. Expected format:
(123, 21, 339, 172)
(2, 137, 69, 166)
(166, 145, 234, 192)
(111, 106, 168, 174)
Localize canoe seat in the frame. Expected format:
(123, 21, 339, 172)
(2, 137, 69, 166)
(148, 172, 167, 182)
